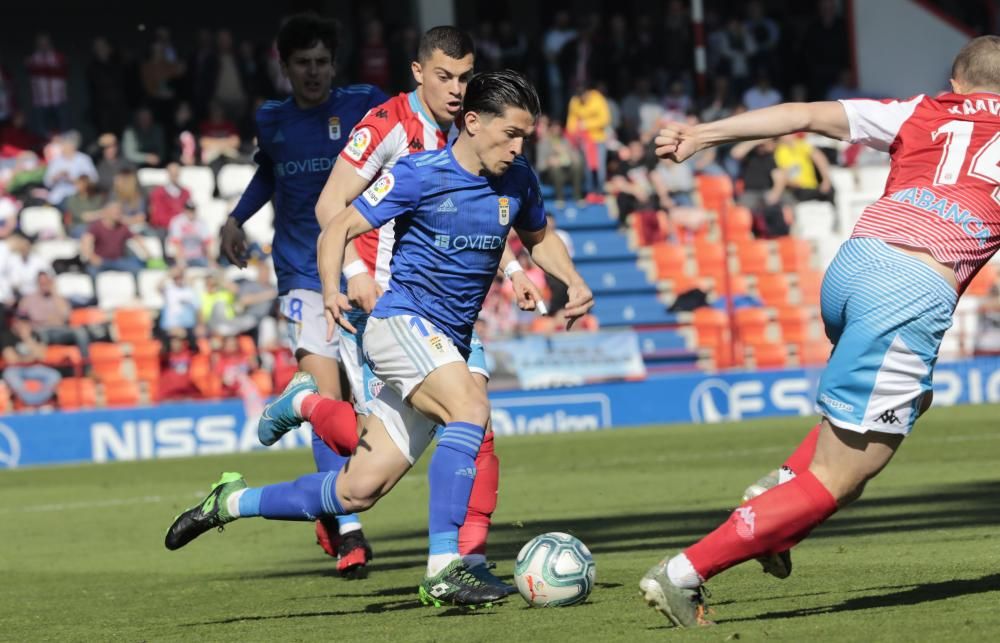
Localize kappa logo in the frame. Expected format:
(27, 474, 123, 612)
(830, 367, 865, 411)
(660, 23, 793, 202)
(877, 409, 901, 424)
(375, 108, 388, 119)
(733, 506, 756, 541)
(436, 198, 457, 213)
(362, 173, 395, 206)
(272, 129, 286, 144)
(345, 127, 372, 161)
(498, 197, 510, 225)
(408, 136, 424, 151)
(0, 422, 22, 469)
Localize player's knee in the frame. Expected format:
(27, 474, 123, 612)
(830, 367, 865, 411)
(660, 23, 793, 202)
(339, 474, 389, 513)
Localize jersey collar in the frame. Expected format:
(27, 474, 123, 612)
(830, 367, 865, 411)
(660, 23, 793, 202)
(408, 90, 447, 135)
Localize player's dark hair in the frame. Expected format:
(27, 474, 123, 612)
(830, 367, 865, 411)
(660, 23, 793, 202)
(952, 35, 1000, 90)
(463, 70, 541, 120)
(277, 13, 338, 62)
(418, 26, 475, 63)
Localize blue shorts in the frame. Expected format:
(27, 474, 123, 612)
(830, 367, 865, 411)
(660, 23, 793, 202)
(816, 238, 956, 435)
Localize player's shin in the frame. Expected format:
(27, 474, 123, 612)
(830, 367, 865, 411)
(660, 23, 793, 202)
(458, 431, 498, 567)
(783, 424, 822, 477)
(427, 422, 485, 576)
(302, 394, 359, 456)
(312, 433, 363, 535)
(229, 470, 351, 521)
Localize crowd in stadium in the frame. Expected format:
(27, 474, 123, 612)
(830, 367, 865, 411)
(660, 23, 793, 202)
(0, 0, 995, 411)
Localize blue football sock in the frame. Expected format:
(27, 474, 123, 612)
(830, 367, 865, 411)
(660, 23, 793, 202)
(427, 421, 484, 556)
(254, 470, 346, 520)
(312, 432, 362, 531)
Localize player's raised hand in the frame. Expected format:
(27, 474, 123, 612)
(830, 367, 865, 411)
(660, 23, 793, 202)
(654, 121, 701, 163)
(324, 291, 355, 339)
(347, 272, 383, 314)
(219, 218, 248, 269)
(563, 281, 594, 330)
(510, 270, 544, 312)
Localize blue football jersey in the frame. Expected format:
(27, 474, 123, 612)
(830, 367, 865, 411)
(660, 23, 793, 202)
(255, 85, 387, 293)
(353, 144, 547, 352)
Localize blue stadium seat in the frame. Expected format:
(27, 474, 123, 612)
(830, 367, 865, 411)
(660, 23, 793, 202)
(550, 204, 617, 230)
(576, 261, 656, 295)
(591, 294, 677, 326)
(571, 230, 635, 262)
(635, 328, 691, 355)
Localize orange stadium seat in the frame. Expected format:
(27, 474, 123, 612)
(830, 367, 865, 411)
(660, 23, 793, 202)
(798, 340, 833, 366)
(131, 340, 163, 384)
(734, 307, 770, 345)
(70, 307, 107, 328)
(113, 308, 154, 343)
(57, 377, 97, 410)
(696, 175, 734, 212)
(104, 379, 140, 407)
(238, 335, 258, 358)
(757, 273, 792, 308)
(43, 345, 84, 371)
(966, 264, 997, 297)
(748, 341, 789, 369)
(653, 243, 688, 279)
(778, 237, 814, 274)
(722, 205, 754, 241)
(797, 271, 824, 306)
(692, 307, 730, 349)
(251, 370, 273, 397)
(706, 271, 748, 296)
(0, 382, 11, 413)
(89, 342, 125, 382)
(776, 306, 815, 344)
(736, 240, 772, 275)
(693, 240, 726, 276)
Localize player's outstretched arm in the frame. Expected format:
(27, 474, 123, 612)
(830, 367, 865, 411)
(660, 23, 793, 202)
(517, 227, 593, 329)
(319, 206, 375, 338)
(222, 163, 276, 268)
(656, 102, 852, 163)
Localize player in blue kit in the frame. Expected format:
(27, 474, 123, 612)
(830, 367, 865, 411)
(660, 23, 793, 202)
(164, 71, 594, 607)
(215, 14, 385, 576)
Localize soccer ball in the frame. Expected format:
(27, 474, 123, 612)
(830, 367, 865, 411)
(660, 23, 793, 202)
(513, 532, 596, 607)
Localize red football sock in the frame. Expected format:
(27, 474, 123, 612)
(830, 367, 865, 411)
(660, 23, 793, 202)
(685, 469, 837, 582)
(459, 431, 498, 558)
(783, 424, 821, 474)
(302, 394, 359, 456)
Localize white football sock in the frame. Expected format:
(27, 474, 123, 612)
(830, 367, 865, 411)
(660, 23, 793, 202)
(338, 521, 362, 536)
(667, 553, 703, 589)
(291, 391, 311, 417)
(427, 553, 460, 577)
(778, 465, 797, 485)
(227, 488, 247, 518)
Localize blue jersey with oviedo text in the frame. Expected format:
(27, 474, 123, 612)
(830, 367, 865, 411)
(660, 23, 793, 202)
(255, 85, 387, 293)
(353, 144, 547, 352)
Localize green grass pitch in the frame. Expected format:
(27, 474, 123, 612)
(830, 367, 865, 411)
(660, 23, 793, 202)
(2, 405, 999, 641)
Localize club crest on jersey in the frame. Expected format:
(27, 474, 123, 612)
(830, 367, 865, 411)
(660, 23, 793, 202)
(328, 116, 341, 140)
(345, 128, 372, 161)
(498, 197, 510, 225)
(363, 173, 395, 206)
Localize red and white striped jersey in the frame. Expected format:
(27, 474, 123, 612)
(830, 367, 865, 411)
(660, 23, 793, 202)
(338, 91, 452, 287)
(842, 92, 1000, 292)
(25, 50, 68, 108)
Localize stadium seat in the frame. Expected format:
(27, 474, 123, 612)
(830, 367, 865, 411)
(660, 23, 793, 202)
(736, 240, 772, 274)
(693, 240, 726, 276)
(576, 261, 656, 295)
(56, 273, 95, 303)
(550, 204, 617, 230)
(128, 235, 163, 260)
(797, 271, 824, 306)
(794, 202, 837, 240)
(756, 273, 792, 307)
(34, 239, 80, 265)
(571, 230, 635, 262)
(734, 307, 770, 345)
(705, 270, 748, 296)
(95, 271, 138, 310)
(137, 269, 167, 309)
(590, 294, 674, 326)
(776, 305, 816, 344)
(179, 166, 215, 205)
(692, 307, 730, 349)
(695, 174, 734, 212)
(113, 308, 154, 343)
(69, 307, 106, 327)
(238, 335, 258, 358)
(777, 237, 814, 273)
(137, 167, 168, 188)
(0, 382, 10, 413)
(721, 205, 754, 241)
(242, 201, 274, 245)
(199, 198, 230, 235)
(966, 264, 996, 297)
(43, 345, 83, 371)
(652, 243, 688, 279)
(857, 165, 891, 194)
(748, 341, 789, 369)
(189, 353, 222, 397)
(250, 369, 273, 396)
(89, 342, 125, 382)
(57, 377, 97, 410)
(131, 339, 162, 383)
(216, 164, 256, 198)
(103, 379, 141, 407)
(19, 205, 64, 239)
(798, 340, 832, 366)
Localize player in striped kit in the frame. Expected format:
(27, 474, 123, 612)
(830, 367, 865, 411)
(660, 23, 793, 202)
(639, 35, 1000, 626)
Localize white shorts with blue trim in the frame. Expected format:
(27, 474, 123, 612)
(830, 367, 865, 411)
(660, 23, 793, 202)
(816, 238, 956, 435)
(279, 289, 340, 360)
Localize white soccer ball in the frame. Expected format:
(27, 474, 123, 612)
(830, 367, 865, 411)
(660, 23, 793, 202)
(514, 532, 596, 607)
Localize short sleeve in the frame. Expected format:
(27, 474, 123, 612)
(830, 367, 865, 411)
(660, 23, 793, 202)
(352, 161, 421, 229)
(838, 95, 924, 152)
(339, 110, 404, 181)
(514, 162, 547, 232)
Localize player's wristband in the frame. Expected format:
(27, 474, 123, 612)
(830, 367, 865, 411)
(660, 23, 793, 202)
(343, 260, 369, 279)
(503, 260, 523, 280)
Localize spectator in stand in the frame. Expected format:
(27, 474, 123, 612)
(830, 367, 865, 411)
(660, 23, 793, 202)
(497, 20, 528, 73)
(543, 11, 577, 121)
(1, 312, 62, 407)
(567, 80, 612, 200)
(475, 22, 502, 72)
(0, 62, 14, 129)
(731, 138, 791, 238)
(17, 270, 91, 359)
(799, 0, 850, 100)
(710, 17, 754, 94)
(0, 111, 45, 154)
(80, 201, 149, 276)
(122, 107, 165, 168)
(110, 168, 148, 228)
(199, 271, 238, 335)
(87, 37, 129, 137)
(63, 174, 106, 238)
(214, 334, 254, 397)
(188, 29, 216, 121)
(157, 335, 199, 401)
(775, 133, 835, 203)
(211, 261, 277, 339)
(743, 72, 782, 111)
(25, 33, 69, 135)
(358, 20, 392, 88)
(212, 30, 248, 124)
(140, 41, 185, 126)
(148, 161, 191, 235)
(621, 77, 663, 143)
(2, 231, 49, 299)
(662, 80, 693, 120)
(159, 267, 199, 339)
(167, 201, 214, 268)
(171, 101, 199, 165)
(95, 133, 132, 192)
(0, 196, 17, 239)
(536, 117, 584, 207)
(745, 0, 781, 80)
(700, 75, 735, 123)
(826, 68, 860, 101)
(198, 101, 241, 165)
(476, 275, 517, 341)
(662, 0, 694, 82)
(44, 131, 98, 207)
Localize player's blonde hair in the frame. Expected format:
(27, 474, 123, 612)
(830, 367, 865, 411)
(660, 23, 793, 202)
(952, 35, 1000, 90)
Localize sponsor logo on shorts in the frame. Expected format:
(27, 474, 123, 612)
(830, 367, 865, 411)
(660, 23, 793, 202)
(328, 116, 341, 140)
(819, 393, 854, 413)
(427, 335, 445, 353)
(363, 173, 394, 206)
(345, 127, 372, 161)
(733, 506, 756, 541)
